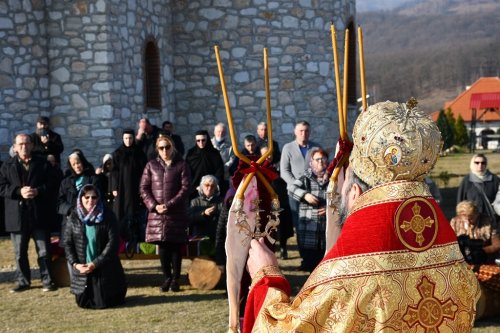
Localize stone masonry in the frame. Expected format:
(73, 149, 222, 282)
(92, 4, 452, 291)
(0, 0, 356, 166)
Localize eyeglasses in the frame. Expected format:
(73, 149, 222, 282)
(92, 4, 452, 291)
(196, 139, 207, 143)
(203, 183, 216, 187)
(158, 145, 171, 151)
(313, 157, 327, 163)
(84, 195, 98, 200)
(474, 161, 486, 165)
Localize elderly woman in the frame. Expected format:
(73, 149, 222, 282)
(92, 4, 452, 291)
(450, 200, 500, 265)
(457, 153, 500, 220)
(188, 175, 223, 256)
(289, 147, 329, 272)
(63, 184, 127, 308)
(58, 149, 101, 219)
(140, 134, 191, 292)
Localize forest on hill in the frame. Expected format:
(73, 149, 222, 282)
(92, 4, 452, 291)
(357, 0, 500, 111)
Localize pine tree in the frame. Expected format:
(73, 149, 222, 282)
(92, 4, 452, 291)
(454, 115, 469, 146)
(436, 109, 454, 150)
(445, 108, 456, 142)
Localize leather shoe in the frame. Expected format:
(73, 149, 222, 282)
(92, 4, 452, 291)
(159, 279, 172, 292)
(42, 283, 57, 292)
(10, 284, 30, 293)
(170, 280, 180, 292)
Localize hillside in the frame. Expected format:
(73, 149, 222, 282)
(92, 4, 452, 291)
(357, 0, 500, 112)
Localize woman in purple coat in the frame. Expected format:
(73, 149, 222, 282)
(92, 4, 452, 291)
(140, 135, 191, 292)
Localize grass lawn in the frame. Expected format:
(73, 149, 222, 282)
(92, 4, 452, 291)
(0, 151, 499, 332)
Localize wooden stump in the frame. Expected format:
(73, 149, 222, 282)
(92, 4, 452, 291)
(50, 255, 70, 287)
(188, 257, 222, 290)
(476, 284, 500, 320)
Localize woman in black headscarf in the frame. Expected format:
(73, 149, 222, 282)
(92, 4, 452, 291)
(111, 129, 147, 241)
(185, 130, 224, 199)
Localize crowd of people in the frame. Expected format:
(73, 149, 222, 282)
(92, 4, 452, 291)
(0, 116, 324, 304)
(1, 113, 499, 320)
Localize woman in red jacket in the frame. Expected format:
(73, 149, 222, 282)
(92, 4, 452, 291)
(140, 135, 191, 292)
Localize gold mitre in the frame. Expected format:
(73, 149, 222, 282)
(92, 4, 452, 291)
(350, 98, 443, 187)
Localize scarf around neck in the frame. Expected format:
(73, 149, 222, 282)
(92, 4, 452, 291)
(76, 188, 104, 225)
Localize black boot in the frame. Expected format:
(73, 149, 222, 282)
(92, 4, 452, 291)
(170, 279, 180, 292)
(159, 278, 172, 292)
(280, 247, 288, 260)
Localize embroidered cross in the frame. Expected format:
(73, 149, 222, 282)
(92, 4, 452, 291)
(403, 276, 458, 332)
(400, 203, 434, 246)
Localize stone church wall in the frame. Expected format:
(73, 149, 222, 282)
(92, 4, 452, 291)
(0, 0, 355, 165)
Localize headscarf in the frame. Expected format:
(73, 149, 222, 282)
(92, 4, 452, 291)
(469, 153, 488, 179)
(76, 184, 104, 225)
(67, 149, 95, 176)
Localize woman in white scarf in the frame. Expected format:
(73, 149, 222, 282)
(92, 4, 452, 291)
(458, 153, 500, 220)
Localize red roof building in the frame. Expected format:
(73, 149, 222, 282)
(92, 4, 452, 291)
(431, 77, 500, 149)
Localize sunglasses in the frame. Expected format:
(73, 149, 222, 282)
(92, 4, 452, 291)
(474, 161, 486, 165)
(158, 145, 172, 151)
(84, 195, 98, 200)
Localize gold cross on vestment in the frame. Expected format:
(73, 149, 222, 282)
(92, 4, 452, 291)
(403, 276, 458, 332)
(400, 203, 435, 246)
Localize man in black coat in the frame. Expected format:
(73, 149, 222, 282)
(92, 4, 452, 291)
(30, 116, 64, 164)
(256, 122, 281, 170)
(0, 133, 57, 292)
(135, 118, 161, 160)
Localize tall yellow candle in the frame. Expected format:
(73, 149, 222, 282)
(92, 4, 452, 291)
(342, 29, 349, 139)
(358, 26, 367, 112)
(214, 46, 248, 163)
(330, 24, 345, 141)
(258, 47, 273, 164)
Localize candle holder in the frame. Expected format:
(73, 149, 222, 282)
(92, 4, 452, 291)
(232, 197, 282, 245)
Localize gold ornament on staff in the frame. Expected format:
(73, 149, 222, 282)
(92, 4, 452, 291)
(214, 45, 281, 244)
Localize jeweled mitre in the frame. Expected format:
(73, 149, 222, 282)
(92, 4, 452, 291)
(350, 99, 442, 187)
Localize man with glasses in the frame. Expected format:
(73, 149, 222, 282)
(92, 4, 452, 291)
(458, 153, 500, 221)
(186, 130, 225, 199)
(0, 134, 57, 292)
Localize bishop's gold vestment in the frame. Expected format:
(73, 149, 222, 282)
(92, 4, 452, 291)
(243, 181, 481, 332)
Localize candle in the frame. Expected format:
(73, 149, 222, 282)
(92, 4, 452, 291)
(342, 29, 349, 139)
(330, 24, 345, 141)
(358, 26, 367, 112)
(214, 46, 248, 163)
(258, 47, 273, 164)
(215, 46, 277, 201)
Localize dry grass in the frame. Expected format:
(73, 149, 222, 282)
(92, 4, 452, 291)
(1, 151, 500, 332)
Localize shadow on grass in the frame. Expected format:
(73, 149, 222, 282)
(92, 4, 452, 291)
(474, 317, 500, 327)
(121, 292, 227, 308)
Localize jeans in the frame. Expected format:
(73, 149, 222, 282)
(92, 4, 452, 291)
(11, 228, 52, 286)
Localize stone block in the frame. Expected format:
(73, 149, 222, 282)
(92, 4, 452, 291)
(90, 105, 113, 119)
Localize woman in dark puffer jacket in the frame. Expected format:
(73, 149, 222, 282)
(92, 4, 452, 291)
(63, 184, 126, 309)
(140, 134, 191, 292)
